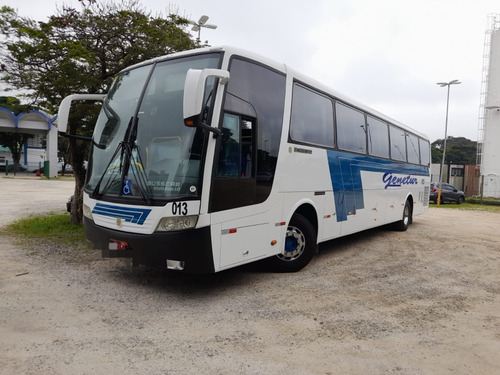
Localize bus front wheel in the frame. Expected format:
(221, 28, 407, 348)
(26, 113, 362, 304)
(267, 213, 316, 272)
(393, 199, 412, 231)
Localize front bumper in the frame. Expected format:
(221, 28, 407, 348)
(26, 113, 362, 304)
(84, 217, 215, 273)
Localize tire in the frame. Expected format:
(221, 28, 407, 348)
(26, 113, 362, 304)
(457, 196, 465, 204)
(394, 199, 412, 231)
(266, 213, 316, 272)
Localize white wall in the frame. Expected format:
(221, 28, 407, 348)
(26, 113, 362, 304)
(481, 27, 500, 198)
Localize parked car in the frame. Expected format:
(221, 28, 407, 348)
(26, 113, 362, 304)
(58, 162, 73, 174)
(66, 195, 74, 213)
(0, 164, 27, 172)
(430, 182, 465, 204)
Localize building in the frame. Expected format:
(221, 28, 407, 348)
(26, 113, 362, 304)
(431, 163, 480, 197)
(0, 108, 58, 177)
(477, 14, 500, 198)
(0, 133, 47, 173)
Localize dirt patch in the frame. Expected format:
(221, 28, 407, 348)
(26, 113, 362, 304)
(1, 177, 499, 374)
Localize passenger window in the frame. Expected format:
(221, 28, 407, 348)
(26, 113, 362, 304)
(211, 58, 286, 212)
(406, 133, 420, 164)
(419, 138, 430, 166)
(389, 125, 406, 161)
(290, 84, 334, 147)
(336, 102, 366, 153)
(366, 115, 389, 158)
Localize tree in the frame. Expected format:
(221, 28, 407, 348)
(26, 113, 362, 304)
(0, 132, 32, 173)
(431, 137, 477, 165)
(0, 96, 34, 174)
(0, 1, 196, 223)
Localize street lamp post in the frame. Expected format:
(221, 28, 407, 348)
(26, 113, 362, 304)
(436, 79, 461, 205)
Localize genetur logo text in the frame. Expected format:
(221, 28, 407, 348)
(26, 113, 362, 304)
(383, 172, 418, 189)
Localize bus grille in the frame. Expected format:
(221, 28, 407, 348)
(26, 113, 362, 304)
(423, 186, 430, 205)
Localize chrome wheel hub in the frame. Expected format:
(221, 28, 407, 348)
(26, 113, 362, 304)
(279, 226, 305, 261)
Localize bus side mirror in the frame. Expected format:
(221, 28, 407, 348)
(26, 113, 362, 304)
(183, 68, 229, 136)
(57, 94, 106, 138)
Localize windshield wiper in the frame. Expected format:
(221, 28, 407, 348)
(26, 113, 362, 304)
(90, 115, 135, 199)
(91, 116, 151, 204)
(90, 137, 124, 199)
(118, 116, 151, 202)
(91, 65, 154, 202)
(123, 141, 151, 204)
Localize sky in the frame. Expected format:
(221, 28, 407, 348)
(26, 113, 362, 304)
(1, 0, 499, 142)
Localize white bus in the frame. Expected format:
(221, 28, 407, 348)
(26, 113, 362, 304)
(58, 46, 430, 273)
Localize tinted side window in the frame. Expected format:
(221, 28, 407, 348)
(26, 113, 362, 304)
(419, 138, 430, 166)
(290, 84, 334, 147)
(216, 113, 242, 178)
(366, 115, 389, 158)
(336, 102, 366, 153)
(406, 133, 420, 164)
(224, 59, 285, 184)
(390, 125, 406, 161)
(211, 58, 286, 212)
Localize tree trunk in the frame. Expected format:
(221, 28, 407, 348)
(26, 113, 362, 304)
(70, 171, 85, 225)
(9, 147, 21, 175)
(69, 138, 88, 225)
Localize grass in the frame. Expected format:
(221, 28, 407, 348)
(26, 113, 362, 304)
(4, 212, 85, 246)
(2, 202, 500, 248)
(3, 201, 499, 250)
(429, 201, 500, 213)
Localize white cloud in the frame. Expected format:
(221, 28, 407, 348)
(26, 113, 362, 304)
(1, 0, 499, 141)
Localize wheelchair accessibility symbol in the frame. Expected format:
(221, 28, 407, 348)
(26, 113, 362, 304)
(123, 179, 132, 195)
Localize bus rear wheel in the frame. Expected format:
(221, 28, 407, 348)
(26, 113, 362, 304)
(267, 213, 316, 272)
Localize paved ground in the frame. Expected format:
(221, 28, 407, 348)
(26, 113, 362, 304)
(0, 176, 499, 375)
(0, 176, 74, 222)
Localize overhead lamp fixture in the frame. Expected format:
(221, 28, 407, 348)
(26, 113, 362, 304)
(436, 79, 461, 87)
(188, 15, 217, 44)
(485, 105, 500, 111)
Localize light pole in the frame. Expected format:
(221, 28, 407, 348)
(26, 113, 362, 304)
(188, 15, 217, 46)
(436, 79, 461, 204)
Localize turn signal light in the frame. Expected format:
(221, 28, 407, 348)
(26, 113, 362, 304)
(109, 239, 129, 250)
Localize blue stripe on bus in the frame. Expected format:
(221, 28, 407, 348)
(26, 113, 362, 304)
(326, 150, 429, 222)
(92, 203, 152, 225)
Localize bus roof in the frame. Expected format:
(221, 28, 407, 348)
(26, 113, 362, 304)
(121, 45, 429, 141)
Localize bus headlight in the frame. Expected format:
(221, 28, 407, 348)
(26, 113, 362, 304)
(83, 204, 94, 221)
(156, 216, 198, 232)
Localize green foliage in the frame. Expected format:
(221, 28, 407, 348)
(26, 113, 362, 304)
(5, 213, 85, 246)
(431, 137, 477, 165)
(0, 1, 195, 112)
(0, 96, 36, 114)
(0, 0, 196, 223)
(431, 144, 442, 163)
(429, 202, 500, 213)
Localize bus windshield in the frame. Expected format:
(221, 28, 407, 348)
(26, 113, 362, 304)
(85, 53, 221, 202)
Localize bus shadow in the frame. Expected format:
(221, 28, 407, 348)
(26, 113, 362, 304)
(105, 222, 425, 295)
(314, 222, 421, 261)
(106, 260, 270, 297)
